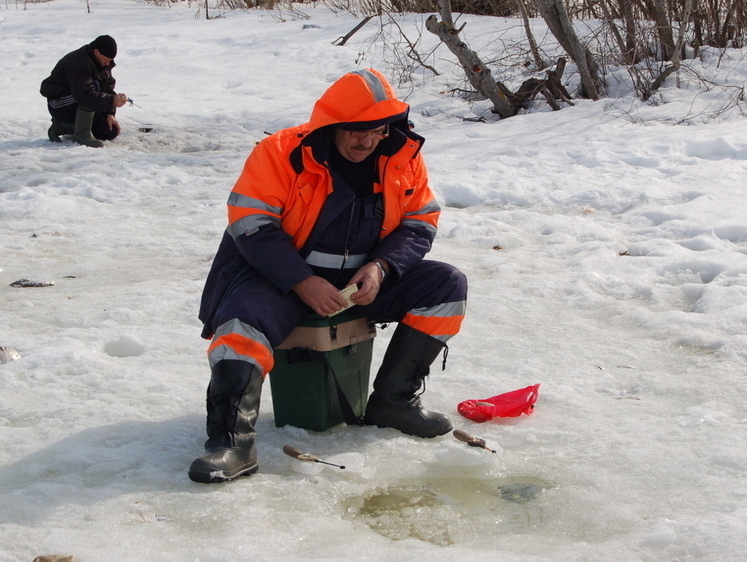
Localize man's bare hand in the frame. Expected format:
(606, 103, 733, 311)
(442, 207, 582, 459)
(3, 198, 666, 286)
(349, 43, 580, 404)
(106, 114, 121, 132)
(113, 93, 128, 108)
(348, 260, 387, 306)
(293, 275, 349, 316)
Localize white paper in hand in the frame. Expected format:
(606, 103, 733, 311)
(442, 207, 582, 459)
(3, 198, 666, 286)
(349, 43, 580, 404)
(328, 284, 358, 317)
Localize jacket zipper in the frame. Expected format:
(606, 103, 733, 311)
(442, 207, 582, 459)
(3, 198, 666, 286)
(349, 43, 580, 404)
(334, 200, 357, 286)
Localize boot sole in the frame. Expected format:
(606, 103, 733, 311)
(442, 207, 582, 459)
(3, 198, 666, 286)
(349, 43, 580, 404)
(71, 137, 104, 148)
(365, 419, 452, 438)
(188, 462, 258, 484)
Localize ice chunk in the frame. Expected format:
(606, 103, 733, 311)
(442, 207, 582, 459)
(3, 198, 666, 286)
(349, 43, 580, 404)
(104, 335, 146, 357)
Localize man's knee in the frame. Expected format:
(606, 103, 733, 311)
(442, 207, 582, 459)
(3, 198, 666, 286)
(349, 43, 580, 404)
(93, 115, 118, 141)
(432, 262, 468, 302)
(95, 127, 119, 141)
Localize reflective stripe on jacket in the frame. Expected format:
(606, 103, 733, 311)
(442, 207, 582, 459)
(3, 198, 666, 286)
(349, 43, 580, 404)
(227, 123, 439, 251)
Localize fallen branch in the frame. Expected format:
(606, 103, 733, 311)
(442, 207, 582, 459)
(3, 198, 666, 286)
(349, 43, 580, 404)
(333, 15, 374, 46)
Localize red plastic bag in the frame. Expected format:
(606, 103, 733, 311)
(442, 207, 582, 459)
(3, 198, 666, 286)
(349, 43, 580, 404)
(457, 384, 540, 423)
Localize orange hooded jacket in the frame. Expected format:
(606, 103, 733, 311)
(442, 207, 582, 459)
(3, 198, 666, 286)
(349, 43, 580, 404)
(226, 69, 440, 253)
(200, 69, 442, 339)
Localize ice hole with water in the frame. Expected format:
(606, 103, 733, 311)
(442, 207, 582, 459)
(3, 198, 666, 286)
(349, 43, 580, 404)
(342, 476, 555, 546)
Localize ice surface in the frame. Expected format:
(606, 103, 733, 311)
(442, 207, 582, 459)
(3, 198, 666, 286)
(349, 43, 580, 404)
(1, 1, 746, 560)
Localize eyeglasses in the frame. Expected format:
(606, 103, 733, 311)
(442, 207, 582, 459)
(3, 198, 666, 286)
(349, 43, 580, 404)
(348, 124, 389, 140)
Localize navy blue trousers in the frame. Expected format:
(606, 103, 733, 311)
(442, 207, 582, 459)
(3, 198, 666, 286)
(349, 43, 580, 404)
(210, 259, 468, 349)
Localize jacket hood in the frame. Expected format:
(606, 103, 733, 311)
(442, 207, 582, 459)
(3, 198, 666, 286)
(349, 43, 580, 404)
(307, 69, 409, 133)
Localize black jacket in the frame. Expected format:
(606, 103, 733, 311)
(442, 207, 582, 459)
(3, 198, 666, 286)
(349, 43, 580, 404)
(40, 44, 117, 114)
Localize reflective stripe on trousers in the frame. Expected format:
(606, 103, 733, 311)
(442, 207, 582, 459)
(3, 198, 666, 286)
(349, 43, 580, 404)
(207, 318, 275, 375)
(401, 300, 467, 343)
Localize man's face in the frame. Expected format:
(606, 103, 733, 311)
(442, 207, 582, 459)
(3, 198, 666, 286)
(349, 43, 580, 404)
(334, 125, 389, 163)
(93, 49, 113, 67)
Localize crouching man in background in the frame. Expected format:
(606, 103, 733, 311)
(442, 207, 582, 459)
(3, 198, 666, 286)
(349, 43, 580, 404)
(40, 35, 128, 148)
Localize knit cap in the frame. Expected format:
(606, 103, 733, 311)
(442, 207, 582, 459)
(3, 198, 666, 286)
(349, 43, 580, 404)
(91, 35, 117, 59)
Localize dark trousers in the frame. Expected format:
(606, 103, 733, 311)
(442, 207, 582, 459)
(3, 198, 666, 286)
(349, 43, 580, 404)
(210, 259, 468, 350)
(47, 100, 118, 141)
(46, 79, 118, 141)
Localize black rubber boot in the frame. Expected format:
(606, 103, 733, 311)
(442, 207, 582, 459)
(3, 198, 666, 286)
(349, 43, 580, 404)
(47, 119, 74, 142)
(71, 108, 104, 148)
(188, 360, 263, 483)
(364, 323, 452, 438)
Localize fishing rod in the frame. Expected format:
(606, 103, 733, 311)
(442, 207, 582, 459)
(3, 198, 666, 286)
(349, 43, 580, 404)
(453, 429, 497, 454)
(283, 445, 346, 469)
(122, 96, 154, 132)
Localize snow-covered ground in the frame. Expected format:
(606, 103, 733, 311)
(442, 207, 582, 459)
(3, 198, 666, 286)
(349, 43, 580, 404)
(1, 1, 746, 560)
